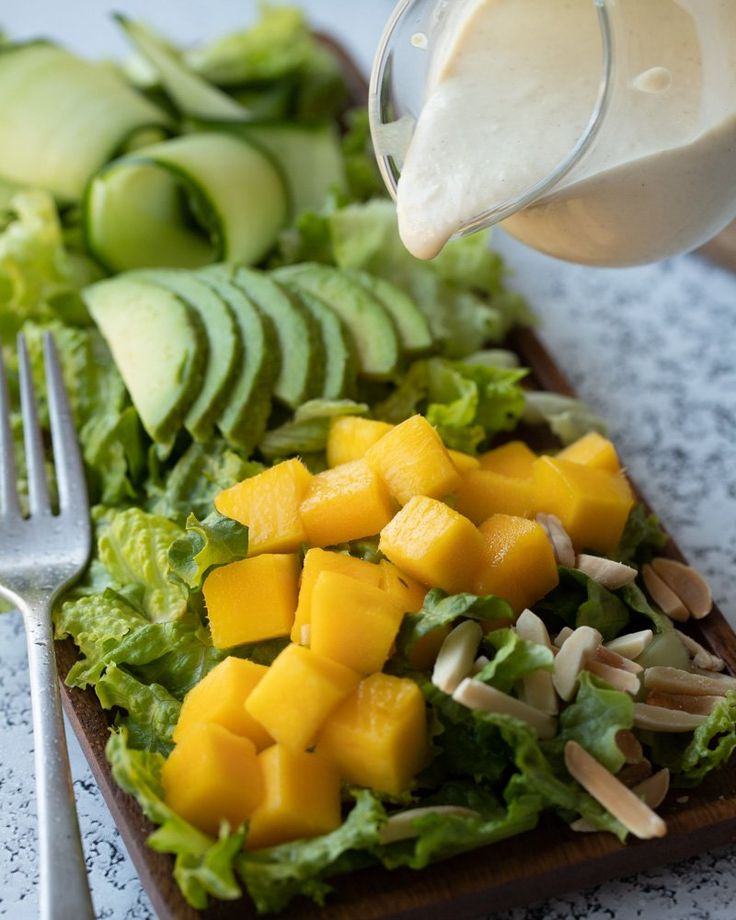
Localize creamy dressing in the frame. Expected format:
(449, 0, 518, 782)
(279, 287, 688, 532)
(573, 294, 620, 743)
(396, 0, 736, 265)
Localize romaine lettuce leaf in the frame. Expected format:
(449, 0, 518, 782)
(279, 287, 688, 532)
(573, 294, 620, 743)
(96, 664, 180, 755)
(615, 504, 668, 565)
(258, 399, 369, 459)
(536, 568, 630, 641)
(476, 628, 554, 694)
(168, 511, 249, 591)
(522, 391, 606, 446)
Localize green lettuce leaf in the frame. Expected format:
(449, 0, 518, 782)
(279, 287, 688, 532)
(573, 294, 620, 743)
(522, 391, 606, 445)
(96, 664, 180, 755)
(615, 504, 668, 565)
(617, 581, 673, 634)
(476, 628, 554, 694)
(258, 399, 369, 459)
(106, 728, 245, 910)
(168, 511, 249, 590)
(536, 568, 630, 641)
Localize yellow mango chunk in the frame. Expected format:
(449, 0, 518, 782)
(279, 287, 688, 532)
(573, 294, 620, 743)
(204, 553, 299, 649)
(479, 440, 537, 477)
(215, 458, 312, 554)
(317, 673, 428, 796)
(299, 459, 396, 547)
(326, 416, 394, 467)
(172, 657, 272, 750)
(379, 495, 484, 594)
(533, 456, 634, 554)
(454, 469, 538, 523)
(365, 414, 461, 505)
(292, 548, 382, 643)
(310, 571, 405, 673)
(473, 513, 559, 614)
(245, 644, 360, 750)
(246, 745, 342, 850)
(379, 560, 427, 613)
(448, 449, 480, 474)
(162, 723, 263, 837)
(556, 431, 622, 474)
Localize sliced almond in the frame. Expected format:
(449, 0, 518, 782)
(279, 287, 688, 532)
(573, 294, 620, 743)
(452, 677, 557, 739)
(378, 806, 479, 844)
(515, 609, 559, 715)
(615, 729, 644, 765)
(642, 564, 689, 622)
(632, 769, 670, 810)
(643, 665, 736, 697)
(651, 558, 712, 619)
(575, 554, 637, 590)
(536, 512, 575, 567)
(554, 626, 574, 649)
(617, 759, 653, 788)
(633, 702, 708, 732)
(432, 620, 483, 694)
(553, 626, 602, 701)
(564, 740, 666, 840)
(605, 629, 654, 660)
(586, 659, 640, 696)
(675, 630, 725, 672)
(645, 690, 721, 716)
(594, 646, 643, 674)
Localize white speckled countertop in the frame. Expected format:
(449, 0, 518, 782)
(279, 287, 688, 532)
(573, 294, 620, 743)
(1, 3, 736, 919)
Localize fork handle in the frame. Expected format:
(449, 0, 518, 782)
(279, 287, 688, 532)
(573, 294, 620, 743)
(24, 598, 95, 920)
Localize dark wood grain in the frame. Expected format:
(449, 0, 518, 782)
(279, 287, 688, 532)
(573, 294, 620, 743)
(55, 35, 736, 920)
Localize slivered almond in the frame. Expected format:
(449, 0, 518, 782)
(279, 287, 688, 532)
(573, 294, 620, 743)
(432, 620, 483, 694)
(516, 609, 559, 715)
(586, 659, 640, 695)
(617, 760, 653, 788)
(633, 702, 708, 732)
(554, 626, 574, 649)
(616, 730, 644, 764)
(633, 769, 670, 810)
(516, 608, 553, 648)
(575, 554, 637, 590)
(643, 666, 736, 697)
(564, 741, 666, 839)
(642, 564, 689, 622)
(378, 806, 479, 844)
(595, 646, 642, 674)
(693, 666, 734, 679)
(536, 513, 575, 567)
(606, 629, 653, 659)
(452, 677, 557, 739)
(472, 654, 491, 674)
(645, 691, 721, 716)
(651, 558, 712, 619)
(675, 630, 725, 672)
(553, 626, 602, 701)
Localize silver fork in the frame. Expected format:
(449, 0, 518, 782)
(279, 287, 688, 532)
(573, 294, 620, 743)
(0, 333, 94, 920)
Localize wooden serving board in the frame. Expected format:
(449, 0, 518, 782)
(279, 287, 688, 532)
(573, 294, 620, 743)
(56, 37, 736, 920)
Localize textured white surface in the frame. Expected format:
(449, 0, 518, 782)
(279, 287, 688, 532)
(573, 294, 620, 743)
(1, 3, 736, 919)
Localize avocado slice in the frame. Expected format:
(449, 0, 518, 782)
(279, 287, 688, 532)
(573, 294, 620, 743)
(134, 269, 242, 443)
(345, 269, 433, 354)
(206, 264, 324, 408)
(83, 275, 207, 449)
(275, 263, 401, 379)
(273, 273, 357, 400)
(197, 270, 279, 453)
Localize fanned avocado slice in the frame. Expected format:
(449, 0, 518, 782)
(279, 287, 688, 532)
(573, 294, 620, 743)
(206, 264, 324, 408)
(134, 269, 242, 443)
(197, 270, 279, 453)
(273, 272, 357, 400)
(83, 275, 207, 450)
(275, 263, 401, 379)
(345, 269, 433, 354)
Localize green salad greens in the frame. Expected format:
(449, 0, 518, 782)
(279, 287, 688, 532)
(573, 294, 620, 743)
(1, 4, 734, 916)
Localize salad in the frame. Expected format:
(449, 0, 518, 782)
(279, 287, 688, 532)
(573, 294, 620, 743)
(1, 5, 735, 916)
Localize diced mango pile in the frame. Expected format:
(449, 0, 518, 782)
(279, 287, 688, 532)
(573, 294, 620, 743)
(162, 417, 635, 846)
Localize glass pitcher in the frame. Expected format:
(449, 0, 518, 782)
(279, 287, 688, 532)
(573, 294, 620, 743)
(369, 0, 736, 266)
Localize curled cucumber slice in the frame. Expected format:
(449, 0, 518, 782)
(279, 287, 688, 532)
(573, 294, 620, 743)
(84, 132, 288, 272)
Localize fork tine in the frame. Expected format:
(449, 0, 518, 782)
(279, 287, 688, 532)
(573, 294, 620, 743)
(43, 333, 89, 518)
(17, 333, 51, 515)
(0, 339, 21, 516)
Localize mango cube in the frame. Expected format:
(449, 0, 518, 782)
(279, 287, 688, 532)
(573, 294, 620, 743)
(326, 416, 394, 467)
(245, 643, 360, 750)
(379, 560, 428, 613)
(448, 449, 480, 474)
(299, 459, 396, 547)
(556, 432, 622, 474)
(161, 723, 263, 837)
(365, 414, 461, 505)
(204, 553, 299, 649)
(379, 495, 484, 594)
(454, 468, 537, 523)
(215, 458, 312, 554)
(479, 441, 537, 477)
(473, 513, 559, 613)
(310, 571, 405, 673)
(317, 673, 428, 796)
(533, 456, 634, 553)
(245, 745, 341, 849)
(172, 657, 272, 750)
(292, 548, 382, 643)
